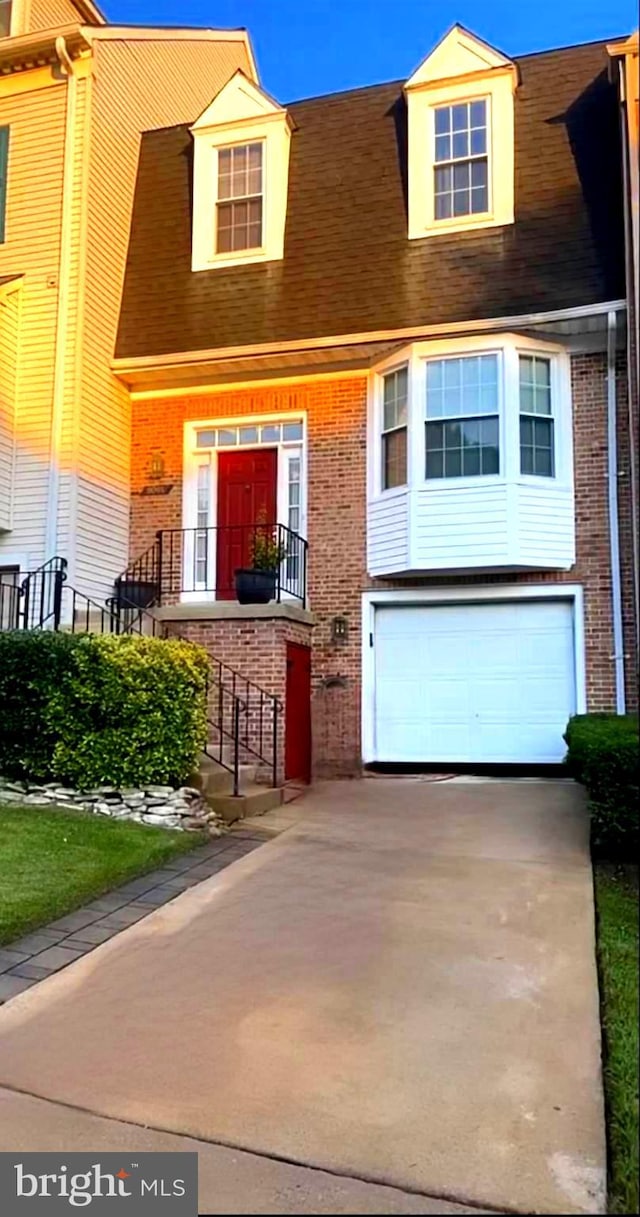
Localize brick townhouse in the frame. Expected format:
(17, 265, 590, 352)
(3, 16, 638, 786)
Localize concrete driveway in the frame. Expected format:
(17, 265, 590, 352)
(0, 779, 604, 1214)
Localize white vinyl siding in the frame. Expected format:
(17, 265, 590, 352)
(0, 283, 19, 530)
(0, 78, 67, 570)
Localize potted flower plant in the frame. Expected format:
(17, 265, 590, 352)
(235, 517, 286, 605)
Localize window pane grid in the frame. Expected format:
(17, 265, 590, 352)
(195, 420, 303, 449)
(425, 354, 499, 480)
(216, 142, 263, 253)
(195, 465, 210, 583)
(434, 99, 488, 220)
(382, 368, 408, 489)
(426, 417, 499, 479)
(519, 355, 554, 476)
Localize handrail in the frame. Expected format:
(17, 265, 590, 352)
(20, 556, 67, 630)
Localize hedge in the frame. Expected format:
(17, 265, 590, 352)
(0, 631, 208, 788)
(564, 714, 639, 858)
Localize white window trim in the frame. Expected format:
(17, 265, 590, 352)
(368, 333, 572, 502)
(360, 584, 587, 764)
(182, 412, 307, 601)
(192, 112, 291, 272)
(406, 69, 515, 240)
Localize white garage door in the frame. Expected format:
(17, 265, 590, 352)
(374, 600, 576, 764)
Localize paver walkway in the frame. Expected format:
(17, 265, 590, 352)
(0, 781, 605, 1214)
(0, 824, 274, 1003)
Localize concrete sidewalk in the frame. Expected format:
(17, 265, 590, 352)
(0, 780, 605, 1214)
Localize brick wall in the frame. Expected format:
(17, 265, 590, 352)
(164, 614, 313, 783)
(130, 354, 637, 776)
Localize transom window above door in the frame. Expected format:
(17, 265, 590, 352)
(195, 419, 303, 448)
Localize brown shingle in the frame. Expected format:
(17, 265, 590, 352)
(115, 39, 625, 360)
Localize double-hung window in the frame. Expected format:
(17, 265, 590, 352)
(381, 367, 408, 489)
(216, 142, 263, 254)
(434, 99, 489, 220)
(425, 354, 499, 479)
(519, 355, 554, 476)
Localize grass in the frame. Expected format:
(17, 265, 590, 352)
(594, 862, 639, 1215)
(0, 805, 202, 946)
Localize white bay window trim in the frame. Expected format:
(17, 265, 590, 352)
(367, 333, 574, 575)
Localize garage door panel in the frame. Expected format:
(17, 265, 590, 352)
(373, 600, 576, 764)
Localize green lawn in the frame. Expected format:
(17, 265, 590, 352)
(594, 863, 639, 1215)
(0, 805, 202, 946)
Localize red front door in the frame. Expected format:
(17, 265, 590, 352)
(285, 642, 312, 783)
(216, 449, 278, 599)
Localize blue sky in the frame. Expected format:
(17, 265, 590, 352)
(105, 0, 637, 102)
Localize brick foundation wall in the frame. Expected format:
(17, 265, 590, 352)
(164, 613, 313, 784)
(131, 355, 637, 776)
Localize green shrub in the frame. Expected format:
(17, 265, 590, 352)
(0, 631, 208, 788)
(0, 631, 79, 780)
(564, 714, 639, 858)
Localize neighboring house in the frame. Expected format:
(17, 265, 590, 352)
(0, 0, 255, 599)
(2, 18, 638, 783)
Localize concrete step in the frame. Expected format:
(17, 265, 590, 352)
(191, 755, 258, 797)
(206, 783, 284, 825)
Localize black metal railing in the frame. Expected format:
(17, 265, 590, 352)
(20, 556, 67, 630)
(0, 571, 21, 631)
(203, 656, 281, 794)
(117, 524, 308, 608)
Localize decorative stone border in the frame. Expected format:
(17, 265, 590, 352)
(0, 777, 224, 835)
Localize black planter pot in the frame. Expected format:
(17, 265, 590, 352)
(234, 568, 277, 605)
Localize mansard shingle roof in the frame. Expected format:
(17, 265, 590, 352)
(116, 38, 625, 360)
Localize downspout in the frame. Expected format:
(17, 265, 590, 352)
(617, 58, 640, 671)
(607, 308, 626, 713)
(45, 37, 77, 561)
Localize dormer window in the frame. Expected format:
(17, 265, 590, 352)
(216, 142, 263, 253)
(405, 25, 517, 240)
(191, 70, 292, 272)
(434, 99, 488, 220)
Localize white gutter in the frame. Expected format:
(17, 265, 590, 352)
(607, 308, 626, 713)
(112, 299, 627, 376)
(45, 37, 77, 562)
(617, 57, 640, 666)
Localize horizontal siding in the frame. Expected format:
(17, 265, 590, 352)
(77, 36, 252, 600)
(0, 284, 20, 531)
(27, 0, 80, 30)
(413, 484, 511, 566)
(56, 73, 89, 570)
(367, 490, 409, 574)
(517, 482, 575, 566)
(0, 77, 66, 568)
